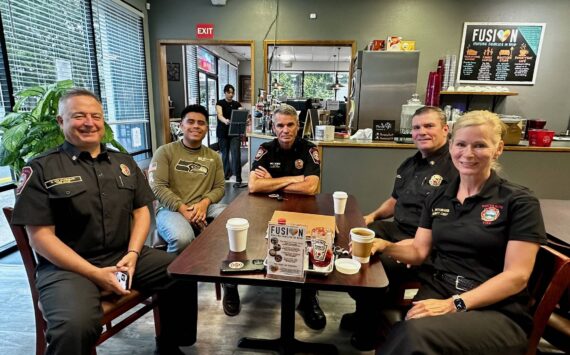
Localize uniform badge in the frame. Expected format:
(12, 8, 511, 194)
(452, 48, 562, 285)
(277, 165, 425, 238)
(16, 166, 33, 195)
(295, 159, 304, 169)
(120, 164, 131, 176)
(309, 147, 320, 165)
(481, 206, 500, 223)
(255, 147, 268, 161)
(428, 174, 443, 187)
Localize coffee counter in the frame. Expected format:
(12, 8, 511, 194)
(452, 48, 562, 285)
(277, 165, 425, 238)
(249, 133, 570, 212)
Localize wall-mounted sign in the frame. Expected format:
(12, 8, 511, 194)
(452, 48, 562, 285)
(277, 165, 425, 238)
(458, 22, 545, 85)
(197, 47, 217, 74)
(196, 23, 214, 39)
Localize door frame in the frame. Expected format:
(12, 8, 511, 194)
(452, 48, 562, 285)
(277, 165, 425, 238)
(158, 39, 255, 143)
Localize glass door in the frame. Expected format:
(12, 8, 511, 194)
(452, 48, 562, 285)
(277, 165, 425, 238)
(198, 72, 219, 146)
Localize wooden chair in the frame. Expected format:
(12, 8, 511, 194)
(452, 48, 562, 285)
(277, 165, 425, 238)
(526, 245, 570, 355)
(3, 207, 161, 355)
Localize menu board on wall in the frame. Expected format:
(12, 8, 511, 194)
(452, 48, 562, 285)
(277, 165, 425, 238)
(458, 22, 545, 85)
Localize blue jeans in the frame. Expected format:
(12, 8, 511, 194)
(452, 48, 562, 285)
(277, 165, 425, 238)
(156, 203, 226, 254)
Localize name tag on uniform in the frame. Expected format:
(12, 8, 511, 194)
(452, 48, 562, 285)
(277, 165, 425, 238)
(44, 176, 83, 189)
(270, 162, 281, 169)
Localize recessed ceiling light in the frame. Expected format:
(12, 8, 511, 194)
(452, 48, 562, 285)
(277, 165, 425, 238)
(309, 13, 317, 19)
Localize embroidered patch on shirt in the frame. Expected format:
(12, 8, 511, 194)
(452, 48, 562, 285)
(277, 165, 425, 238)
(120, 164, 131, 176)
(309, 147, 320, 165)
(431, 207, 450, 217)
(255, 147, 268, 161)
(428, 174, 443, 186)
(148, 162, 158, 172)
(481, 206, 501, 224)
(295, 159, 304, 170)
(44, 176, 83, 189)
(175, 159, 208, 175)
(16, 166, 33, 195)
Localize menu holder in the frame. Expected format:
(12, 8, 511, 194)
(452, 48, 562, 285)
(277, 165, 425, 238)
(266, 222, 307, 282)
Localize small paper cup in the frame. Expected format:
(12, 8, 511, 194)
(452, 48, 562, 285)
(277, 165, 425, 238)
(333, 191, 348, 214)
(226, 218, 249, 252)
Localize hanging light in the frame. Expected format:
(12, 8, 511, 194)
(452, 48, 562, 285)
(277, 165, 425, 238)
(329, 47, 345, 90)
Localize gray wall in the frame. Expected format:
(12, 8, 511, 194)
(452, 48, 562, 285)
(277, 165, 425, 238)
(148, 0, 570, 146)
(166, 45, 185, 118)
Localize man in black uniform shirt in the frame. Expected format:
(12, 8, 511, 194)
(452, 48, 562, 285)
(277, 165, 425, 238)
(215, 84, 243, 183)
(12, 89, 196, 355)
(244, 104, 325, 329)
(343, 106, 458, 350)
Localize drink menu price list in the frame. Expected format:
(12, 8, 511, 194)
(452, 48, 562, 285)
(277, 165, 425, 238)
(458, 23, 545, 85)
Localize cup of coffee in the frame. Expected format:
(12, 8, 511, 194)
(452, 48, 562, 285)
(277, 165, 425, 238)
(350, 227, 375, 263)
(226, 218, 249, 252)
(333, 191, 348, 214)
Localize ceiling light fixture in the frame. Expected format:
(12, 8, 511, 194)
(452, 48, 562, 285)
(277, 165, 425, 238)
(329, 47, 345, 91)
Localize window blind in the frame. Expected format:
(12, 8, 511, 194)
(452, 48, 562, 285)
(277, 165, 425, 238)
(185, 45, 198, 105)
(218, 59, 229, 99)
(92, 0, 150, 156)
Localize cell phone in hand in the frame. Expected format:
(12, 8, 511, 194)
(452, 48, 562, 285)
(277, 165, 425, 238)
(115, 271, 129, 290)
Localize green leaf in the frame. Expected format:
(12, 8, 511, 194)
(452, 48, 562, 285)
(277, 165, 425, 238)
(0, 112, 27, 129)
(0, 143, 18, 167)
(109, 139, 128, 153)
(3, 122, 29, 152)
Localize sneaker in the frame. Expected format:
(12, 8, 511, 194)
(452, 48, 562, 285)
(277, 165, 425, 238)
(296, 294, 326, 330)
(222, 284, 240, 316)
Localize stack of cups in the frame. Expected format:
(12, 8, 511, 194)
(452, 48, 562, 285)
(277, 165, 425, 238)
(333, 191, 348, 214)
(226, 218, 249, 252)
(350, 228, 375, 263)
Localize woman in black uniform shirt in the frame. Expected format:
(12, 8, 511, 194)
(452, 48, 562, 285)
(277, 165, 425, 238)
(216, 84, 242, 182)
(374, 111, 546, 354)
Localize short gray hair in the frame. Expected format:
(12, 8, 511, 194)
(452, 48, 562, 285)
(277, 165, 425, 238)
(413, 106, 446, 127)
(273, 104, 298, 121)
(58, 88, 102, 116)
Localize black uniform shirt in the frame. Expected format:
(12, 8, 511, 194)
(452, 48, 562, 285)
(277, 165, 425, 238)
(251, 138, 320, 179)
(216, 99, 241, 138)
(12, 141, 154, 266)
(392, 142, 457, 235)
(420, 170, 547, 284)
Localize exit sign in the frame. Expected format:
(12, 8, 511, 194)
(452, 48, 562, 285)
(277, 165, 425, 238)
(196, 24, 214, 39)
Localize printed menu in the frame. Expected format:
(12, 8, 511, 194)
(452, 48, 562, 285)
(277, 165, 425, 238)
(266, 223, 307, 281)
(458, 22, 545, 85)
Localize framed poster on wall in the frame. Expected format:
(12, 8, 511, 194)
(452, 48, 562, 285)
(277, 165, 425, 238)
(239, 75, 252, 103)
(457, 22, 545, 85)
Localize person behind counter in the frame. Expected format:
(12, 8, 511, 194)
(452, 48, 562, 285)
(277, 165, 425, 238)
(216, 84, 243, 183)
(374, 110, 546, 354)
(343, 106, 457, 351)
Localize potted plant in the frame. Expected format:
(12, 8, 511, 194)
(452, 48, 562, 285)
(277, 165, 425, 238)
(0, 80, 126, 177)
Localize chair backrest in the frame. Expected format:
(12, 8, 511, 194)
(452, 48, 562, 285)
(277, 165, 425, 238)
(3, 206, 47, 355)
(526, 245, 570, 355)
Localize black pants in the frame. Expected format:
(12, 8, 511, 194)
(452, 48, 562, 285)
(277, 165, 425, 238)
(37, 246, 197, 355)
(218, 135, 242, 182)
(376, 277, 528, 355)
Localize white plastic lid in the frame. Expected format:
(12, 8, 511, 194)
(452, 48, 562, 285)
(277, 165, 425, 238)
(335, 258, 361, 275)
(333, 191, 348, 198)
(226, 218, 249, 230)
(350, 228, 375, 243)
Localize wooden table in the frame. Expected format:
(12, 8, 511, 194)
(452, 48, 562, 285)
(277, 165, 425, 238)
(168, 192, 388, 354)
(540, 199, 570, 246)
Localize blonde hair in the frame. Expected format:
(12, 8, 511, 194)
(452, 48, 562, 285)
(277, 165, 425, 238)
(451, 110, 506, 170)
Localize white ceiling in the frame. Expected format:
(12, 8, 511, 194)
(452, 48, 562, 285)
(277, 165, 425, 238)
(220, 45, 353, 63)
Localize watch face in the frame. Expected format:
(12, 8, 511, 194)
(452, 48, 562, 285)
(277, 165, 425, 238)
(453, 296, 467, 312)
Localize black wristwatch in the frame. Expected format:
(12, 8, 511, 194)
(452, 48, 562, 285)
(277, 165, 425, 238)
(452, 294, 467, 312)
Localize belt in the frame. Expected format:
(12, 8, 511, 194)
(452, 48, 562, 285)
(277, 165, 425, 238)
(434, 271, 480, 292)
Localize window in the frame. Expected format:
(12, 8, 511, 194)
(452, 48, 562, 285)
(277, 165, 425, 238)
(303, 72, 336, 99)
(218, 59, 229, 99)
(185, 45, 198, 104)
(92, 0, 151, 159)
(269, 71, 302, 98)
(0, 0, 98, 98)
(269, 70, 348, 101)
(0, 0, 151, 160)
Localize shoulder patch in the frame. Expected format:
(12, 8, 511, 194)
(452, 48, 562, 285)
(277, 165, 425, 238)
(255, 147, 268, 161)
(309, 147, 320, 165)
(16, 166, 33, 195)
(148, 162, 157, 173)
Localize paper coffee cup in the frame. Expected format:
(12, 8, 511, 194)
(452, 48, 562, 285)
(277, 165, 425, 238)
(350, 227, 375, 263)
(333, 191, 348, 214)
(226, 218, 249, 252)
